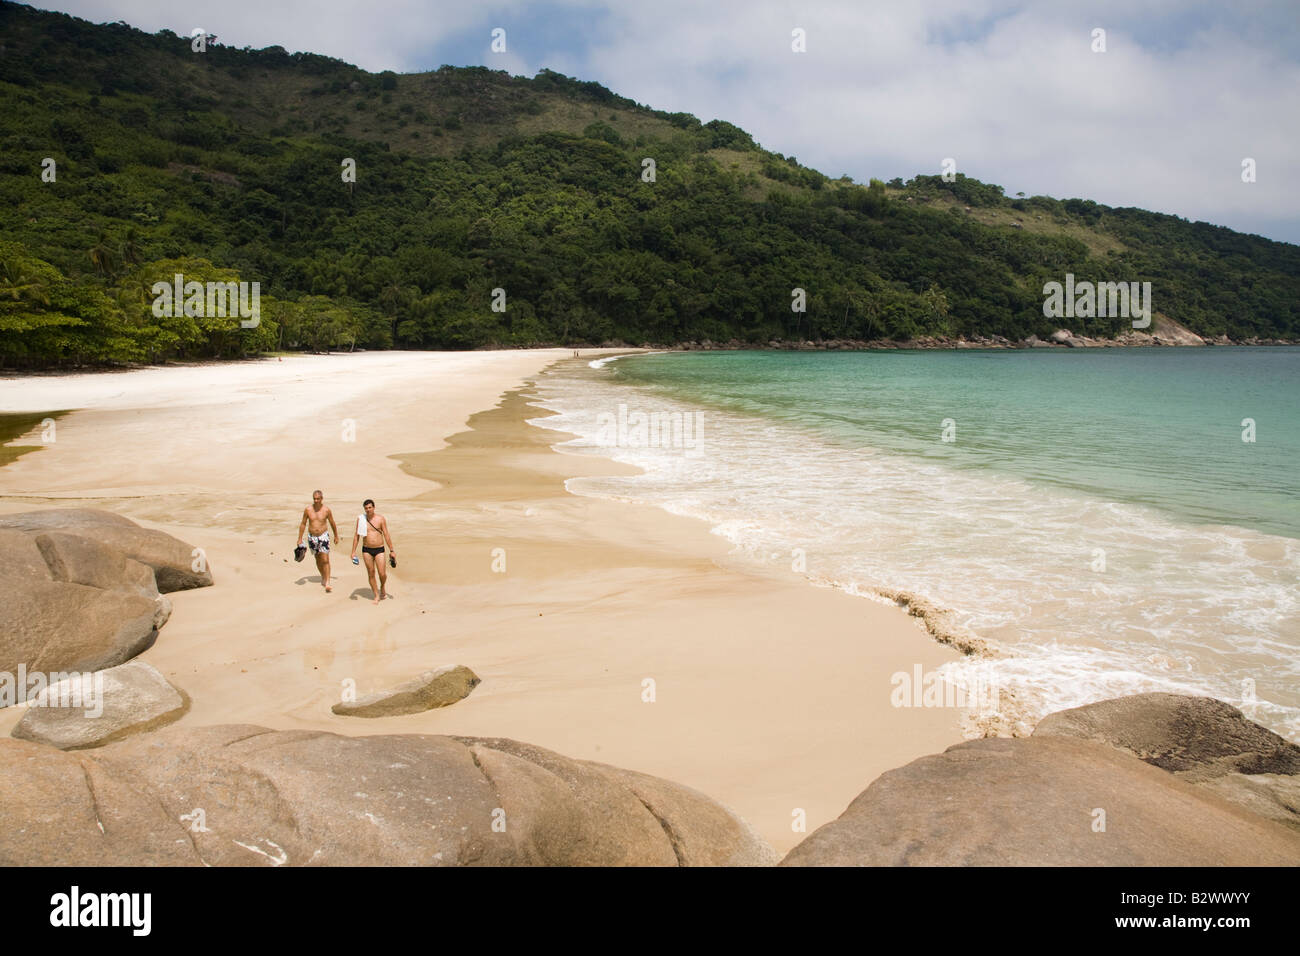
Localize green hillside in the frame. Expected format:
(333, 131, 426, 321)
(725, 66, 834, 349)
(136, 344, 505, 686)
(1, 1, 1297, 367)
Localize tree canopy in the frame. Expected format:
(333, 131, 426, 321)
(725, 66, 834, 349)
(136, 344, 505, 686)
(1, 1, 1296, 367)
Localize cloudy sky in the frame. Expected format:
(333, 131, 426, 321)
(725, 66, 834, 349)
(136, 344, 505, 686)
(48, 0, 1300, 243)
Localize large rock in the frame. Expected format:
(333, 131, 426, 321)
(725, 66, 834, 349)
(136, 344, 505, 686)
(595, 762, 776, 867)
(1034, 693, 1300, 830)
(0, 508, 213, 592)
(0, 510, 205, 696)
(34, 531, 171, 629)
(0, 737, 198, 866)
(1032, 693, 1300, 776)
(332, 665, 480, 717)
(1150, 314, 1205, 346)
(1112, 315, 1206, 348)
(780, 735, 1300, 866)
(0, 725, 776, 866)
(11, 659, 187, 750)
(0, 577, 159, 681)
(0, 527, 54, 585)
(1197, 773, 1300, 833)
(36, 530, 158, 595)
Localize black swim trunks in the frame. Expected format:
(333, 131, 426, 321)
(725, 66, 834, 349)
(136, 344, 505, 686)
(362, 545, 385, 557)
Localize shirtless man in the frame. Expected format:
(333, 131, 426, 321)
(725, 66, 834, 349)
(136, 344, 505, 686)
(351, 498, 396, 604)
(296, 490, 341, 592)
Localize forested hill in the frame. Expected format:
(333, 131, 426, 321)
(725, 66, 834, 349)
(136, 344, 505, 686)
(1, 1, 1297, 367)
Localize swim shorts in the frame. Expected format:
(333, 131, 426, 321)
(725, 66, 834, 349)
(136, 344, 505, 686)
(307, 532, 330, 554)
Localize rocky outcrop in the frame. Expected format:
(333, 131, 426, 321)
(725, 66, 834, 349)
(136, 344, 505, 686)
(11, 659, 188, 750)
(1034, 693, 1300, 831)
(780, 734, 1300, 866)
(0, 528, 159, 685)
(1082, 314, 1204, 347)
(1148, 313, 1206, 346)
(642, 327, 1300, 352)
(670, 316, 1265, 352)
(0, 725, 777, 866)
(34, 531, 171, 628)
(332, 665, 480, 717)
(593, 761, 775, 867)
(0, 509, 206, 697)
(0, 509, 213, 592)
(1197, 774, 1300, 832)
(1033, 693, 1300, 775)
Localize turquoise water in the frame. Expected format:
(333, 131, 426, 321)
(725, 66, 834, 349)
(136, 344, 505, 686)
(611, 348, 1300, 541)
(535, 348, 1300, 740)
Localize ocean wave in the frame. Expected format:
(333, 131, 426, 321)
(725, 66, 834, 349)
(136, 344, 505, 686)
(529, 363, 1300, 742)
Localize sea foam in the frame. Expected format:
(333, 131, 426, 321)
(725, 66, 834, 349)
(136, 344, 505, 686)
(531, 363, 1300, 742)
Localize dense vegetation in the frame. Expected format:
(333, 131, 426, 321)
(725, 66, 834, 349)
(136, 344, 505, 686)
(1, 1, 1297, 367)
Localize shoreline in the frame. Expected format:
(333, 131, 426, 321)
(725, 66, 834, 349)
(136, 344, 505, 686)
(665, 337, 1300, 350)
(0, 349, 963, 855)
(528, 348, 1300, 745)
(1, 333, 1296, 379)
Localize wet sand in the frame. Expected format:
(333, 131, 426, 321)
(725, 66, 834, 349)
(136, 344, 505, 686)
(0, 350, 962, 856)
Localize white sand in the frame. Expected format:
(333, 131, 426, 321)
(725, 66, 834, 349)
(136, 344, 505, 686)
(0, 349, 962, 856)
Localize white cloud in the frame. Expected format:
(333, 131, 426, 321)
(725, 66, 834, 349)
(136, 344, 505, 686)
(572, 0, 1300, 239)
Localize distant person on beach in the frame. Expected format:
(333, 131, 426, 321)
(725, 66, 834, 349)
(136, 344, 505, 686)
(351, 498, 396, 604)
(297, 490, 340, 592)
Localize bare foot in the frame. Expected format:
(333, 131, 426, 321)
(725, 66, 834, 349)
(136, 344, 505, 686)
(371, 595, 380, 605)
(325, 584, 332, 592)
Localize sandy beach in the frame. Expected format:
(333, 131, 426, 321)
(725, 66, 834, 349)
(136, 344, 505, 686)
(0, 350, 961, 856)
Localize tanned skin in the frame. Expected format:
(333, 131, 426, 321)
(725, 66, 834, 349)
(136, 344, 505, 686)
(297, 490, 340, 592)
(351, 500, 396, 604)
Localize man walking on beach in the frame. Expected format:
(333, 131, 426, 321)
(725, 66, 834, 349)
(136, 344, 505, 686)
(297, 490, 341, 592)
(351, 498, 396, 604)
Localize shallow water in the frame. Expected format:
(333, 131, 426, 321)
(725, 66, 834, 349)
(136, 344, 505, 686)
(0, 411, 63, 468)
(534, 349, 1300, 740)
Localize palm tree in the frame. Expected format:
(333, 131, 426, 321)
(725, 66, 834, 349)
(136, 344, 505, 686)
(0, 256, 50, 305)
(378, 282, 409, 345)
(88, 232, 117, 276)
(860, 294, 883, 340)
(118, 227, 143, 270)
(922, 284, 950, 334)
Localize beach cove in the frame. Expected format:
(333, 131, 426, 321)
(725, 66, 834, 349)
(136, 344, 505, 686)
(0, 350, 962, 856)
